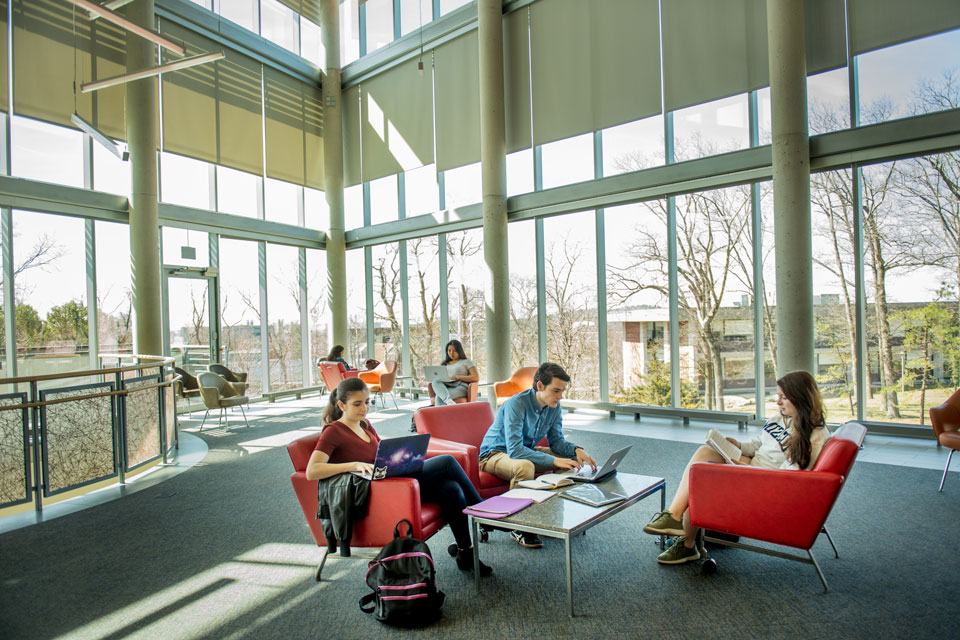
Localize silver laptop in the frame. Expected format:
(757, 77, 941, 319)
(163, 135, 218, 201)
(423, 365, 453, 384)
(568, 445, 632, 483)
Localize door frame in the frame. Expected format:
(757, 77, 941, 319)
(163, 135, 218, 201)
(161, 265, 220, 366)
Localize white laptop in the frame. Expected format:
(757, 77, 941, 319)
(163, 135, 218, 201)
(423, 365, 453, 384)
(567, 445, 632, 483)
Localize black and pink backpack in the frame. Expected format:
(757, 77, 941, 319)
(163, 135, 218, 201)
(359, 519, 445, 626)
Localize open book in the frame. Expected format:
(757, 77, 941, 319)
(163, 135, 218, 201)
(516, 473, 576, 490)
(706, 428, 741, 464)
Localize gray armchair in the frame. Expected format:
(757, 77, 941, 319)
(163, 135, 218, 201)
(208, 363, 249, 395)
(198, 372, 251, 431)
(173, 367, 202, 416)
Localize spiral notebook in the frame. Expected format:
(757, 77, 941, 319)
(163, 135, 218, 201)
(462, 495, 534, 519)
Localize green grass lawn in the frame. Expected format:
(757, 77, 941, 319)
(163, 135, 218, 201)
(728, 386, 953, 426)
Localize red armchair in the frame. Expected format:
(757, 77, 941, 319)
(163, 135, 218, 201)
(414, 402, 548, 499)
(287, 432, 455, 580)
(688, 421, 867, 592)
(930, 387, 960, 492)
(427, 380, 479, 406)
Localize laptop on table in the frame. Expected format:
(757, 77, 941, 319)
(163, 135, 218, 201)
(423, 365, 454, 384)
(566, 445, 632, 483)
(352, 433, 431, 480)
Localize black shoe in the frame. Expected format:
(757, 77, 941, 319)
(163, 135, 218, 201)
(455, 547, 493, 576)
(409, 416, 418, 433)
(510, 530, 543, 548)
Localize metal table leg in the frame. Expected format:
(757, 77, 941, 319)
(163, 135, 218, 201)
(565, 533, 574, 617)
(660, 485, 666, 550)
(471, 516, 480, 592)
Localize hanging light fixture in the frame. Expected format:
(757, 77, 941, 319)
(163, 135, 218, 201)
(417, 0, 424, 76)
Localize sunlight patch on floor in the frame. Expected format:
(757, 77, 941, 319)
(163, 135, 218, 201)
(55, 544, 324, 640)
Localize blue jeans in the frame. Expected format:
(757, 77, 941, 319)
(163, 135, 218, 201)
(409, 455, 481, 549)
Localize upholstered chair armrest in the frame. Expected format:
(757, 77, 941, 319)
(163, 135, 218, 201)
(198, 385, 220, 408)
(688, 463, 844, 549)
(366, 477, 428, 540)
(426, 439, 480, 489)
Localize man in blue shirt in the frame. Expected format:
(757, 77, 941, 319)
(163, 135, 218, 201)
(479, 362, 597, 548)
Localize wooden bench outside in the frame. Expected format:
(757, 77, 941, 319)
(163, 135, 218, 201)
(561, 399, 755, 430)
(261, 385, 326, 403)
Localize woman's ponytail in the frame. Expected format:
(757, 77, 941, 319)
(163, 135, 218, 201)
(322, 388, 342, 424)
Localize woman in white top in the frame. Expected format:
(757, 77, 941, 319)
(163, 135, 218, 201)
(642, 370, 831, 565)
(429, 339, 479, 406)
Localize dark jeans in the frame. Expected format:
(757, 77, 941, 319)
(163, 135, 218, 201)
(409, 454, 482, 550)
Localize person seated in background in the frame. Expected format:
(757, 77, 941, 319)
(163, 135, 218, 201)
(305, 377, 493, 575)
(429, 339, 480, 406)
(643, 370, 831, 565)
(478, 362, 598, 549)
(325, 345, 354, 371)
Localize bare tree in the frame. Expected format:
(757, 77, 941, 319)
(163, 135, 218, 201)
(608, 185, 751, 410)
(544, 236, 598, 399)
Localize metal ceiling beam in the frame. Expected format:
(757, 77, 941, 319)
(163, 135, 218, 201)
(67, 0, 187, 54)
(80, 51, 225, 93)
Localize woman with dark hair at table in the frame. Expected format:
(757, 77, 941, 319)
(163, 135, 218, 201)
(643, 370, 831, 565)
(429, 339, 479, 406)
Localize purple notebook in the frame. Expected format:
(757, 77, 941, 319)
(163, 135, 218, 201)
(463, 495, 533, 519)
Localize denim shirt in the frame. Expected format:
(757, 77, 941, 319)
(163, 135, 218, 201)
(478, 388, 578, 467)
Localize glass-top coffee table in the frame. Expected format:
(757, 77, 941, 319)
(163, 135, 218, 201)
(469, 472, 666, 617)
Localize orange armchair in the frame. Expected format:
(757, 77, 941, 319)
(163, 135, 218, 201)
(930, 387, 960, 492)
(688, 421, 867, 592)
(286, 432, 460, 580)
(427, 380, 479, 406)
(359, 360, 399, 409)
(493, 366, 537, 406)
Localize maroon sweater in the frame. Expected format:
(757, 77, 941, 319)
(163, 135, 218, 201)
(314, 420, 381, 464)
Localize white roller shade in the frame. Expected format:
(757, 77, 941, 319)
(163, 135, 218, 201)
(13, 0, 127, 138)
(160, 21, 263, 175)
(503, 7, 531, 154)
(360, 58, 434, 183)
(663, 0, 846, 113)
(434, 31, 480, 173)
(530, 0, 661, 146)
(849, 0, 960, 55)
(342, 85, 362, 187)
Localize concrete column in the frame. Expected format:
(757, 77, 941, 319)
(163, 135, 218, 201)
(322, 0, 348, 351)
(478, 0, 510, 390)
(767, 0, 814, 375)
(125, 0, 162, 356)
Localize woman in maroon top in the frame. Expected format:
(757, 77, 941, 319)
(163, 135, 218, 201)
(305, 377, 492, 576)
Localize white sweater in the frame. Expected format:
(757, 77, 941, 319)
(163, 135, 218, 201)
(739, 418, 831, 471)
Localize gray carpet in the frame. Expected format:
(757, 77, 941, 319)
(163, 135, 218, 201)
(1, 404, 958, 640)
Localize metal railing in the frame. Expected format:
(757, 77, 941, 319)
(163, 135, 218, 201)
(0, 355, 179, 515)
